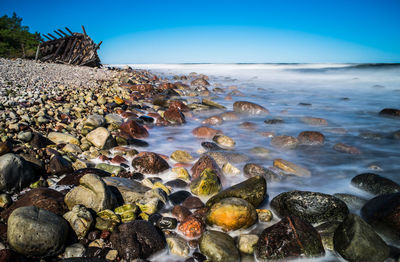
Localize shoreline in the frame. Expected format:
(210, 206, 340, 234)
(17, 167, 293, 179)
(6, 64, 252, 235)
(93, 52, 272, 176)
(0, 58, 399, 261)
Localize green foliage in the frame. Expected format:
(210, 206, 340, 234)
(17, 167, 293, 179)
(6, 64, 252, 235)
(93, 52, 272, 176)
(0, 12, 40, 58)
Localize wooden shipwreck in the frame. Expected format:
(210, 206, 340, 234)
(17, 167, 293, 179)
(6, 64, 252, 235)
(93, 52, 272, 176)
(36, 26, 102, 67)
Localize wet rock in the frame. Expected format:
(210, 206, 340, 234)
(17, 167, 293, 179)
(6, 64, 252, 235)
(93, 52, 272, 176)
(273, 159, 311, 177)
(206, 151, 249, 167)
(104, 176, 150, 204)
(169, 190, 191, 206)
(95, 163, 123, 175)
(84, 115, 105, 129)
(238, 234, 259, 254)
(164, 107, 186, 124)
(271, 190, 349, 224)
(166, 235, 190, 258)
(379, 108, 400, 117)
(255, 216, 325, 260)
(87, 127, 116, 150)
(110, 220, 166, 260)
(220, 111, 239, 121)
(190, 168, 221, 196)
(0, 249, 27, 262)
(192, 126, 220, 138)
(222, 162, 240, 175)
(64, 173, 116, 212)
(334, 214, 390, 262)
(115, 203, 137, 223)
(95, 209, 120, 231)
(157, 217, 177, 229)
(202, 115, 223, 125)
(169, 100, 190, 112)
(165, 179, 188, 188)
(264, 119, 283, 124)
(206, 197, 257, 231)
(233, 101, 269, 115)
(301, 117, 328, 126)
(131, 152, 170, 174)
(298, 131, 325, 145)
(333, 193, 368, 210)
(206, 176, 267, 208)
(212, 134, 235, 148)
(333, 143, 361, 154)
(0, 153, 37, 193)
(243, 163, 279, 182)
(63, 205, 93, 239)
(172, 205, 192, 222)
(182, 196, 204, 209)
(17, 131, 32, 142)
(63, 143, 83, 154)
(62, 243, 86, 258)
(178, 215, 205, 238)
(0, 141, 12, 157)
(120, 120, 149, 139)
(0, 188, 67, 220)
(270, 135, 299, 149)
(171, 150, 193, 163)
(257, 209, 273, 222)
(191, 155, 222, 180)
(47, 155, 73, 176)
(30, 132, 54, 149)
(351, 173, 400, 195)
(191, 78, 210, 87)
(315, 221, 341, 250)
(199, 230, 239, 262)
(361, 192, 400, 240)
(202, 98, 226, 109)
(8, 206, 68, 258)
(57, 168, 110, 186)
(48, 132, 79, 145)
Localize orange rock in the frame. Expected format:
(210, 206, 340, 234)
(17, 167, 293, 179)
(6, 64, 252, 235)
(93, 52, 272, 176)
(178, 215, 205, 238)
(192, 126, 221, 139)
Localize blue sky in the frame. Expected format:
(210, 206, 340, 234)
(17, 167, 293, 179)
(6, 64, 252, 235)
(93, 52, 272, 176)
(1, 0, 400, 63)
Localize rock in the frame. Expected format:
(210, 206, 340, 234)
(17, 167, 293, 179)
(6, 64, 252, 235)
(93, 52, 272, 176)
(379, 108, 400, 117)
(172, 205, 192, 222)
(334, 214, 390, 262)
(190, 168, 221, 196)
(48, 132, 79, 145)
(63, 205, 93, 239)
(95, 209, 120, 231)
(103, 176, 150, 204)
(115, 203, 138, 223)
(0, 193, 11, 208)
(273, 159, 311, 177)
(333, 193, 368, 210)
(178, 215, 205, 238)
(264, 119, 283, 124)
(301, 117, 328, 126)
(0, 141, 12, 157)
(220, 111, 240, 121)
(315, 221, 341, 250)
(0, 249, 27, 262)
(105, 114, 124, 126)
(62, 243, 86, 258)
(120, 120, 149, 139)
(333, 143, 361, 154)
(361, 192, 400, 240)
(87, 127, 115, 150)
(212, 134, 235, 148)
(63, 143, 83, 154)
(95, 163, 123, 175)
(202, 98, 226, 109)
(206, 176, 266, 208)
(222, 162, 240, 175)
(166, 235, 190, 258)
(207, 151, 249, 166)
(191, 154, 222, 180)
(199, 230, 239, 262)
(169, 100, 190, 112)
(182, 196, 204, 209)
(191, 78, 210, 87)
(270, 135, 299, 149)
(0, 153, 37, 193)
(233, 101, 269, 115)
(30, 132, 54, 149)
(271, 190, 349, 224)
(57, 168, 110, 186)
(206, 197, 257, 231)
(7, 206, 68, 258)
(47, 155, 73, 176)
(257, 209, 273, 222)
(243, 163, 279, 182)
(351, 173, 400, 195)
(298, 131, 325, 145)
(255, 216, 324, 260)
(237, 234, 259, 254)
(192, 126, 220, 138)
(169, 190, 191, 206)
(202, 115, 223, 125)
(110, 220, 166, 260)
(64, 173, 116, 212)
(164, 107, 186, 124)
(157, 217, 177, 229)
(171, 150, 193, 163)
(17, 131, 32, 142)
(0, 188, 67, 221)
(84, 115, 105, 128)
(131, 152, 169, 174)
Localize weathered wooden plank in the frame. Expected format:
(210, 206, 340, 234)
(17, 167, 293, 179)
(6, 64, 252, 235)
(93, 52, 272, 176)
(65, 27, 74, 35)
(48, 33, 57, 40)
(54, 30, 63, 38)
(81, 25, 87, 36)
(58, 29, 68, 37)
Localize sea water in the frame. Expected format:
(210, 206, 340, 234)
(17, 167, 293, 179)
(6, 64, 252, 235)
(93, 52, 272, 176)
(110, 63, 400, 261)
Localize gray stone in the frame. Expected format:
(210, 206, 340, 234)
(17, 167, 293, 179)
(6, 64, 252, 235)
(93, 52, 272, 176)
(199, 230, 239, 262)
(351, 173, 400, 195)
(86, 127, 116, 149)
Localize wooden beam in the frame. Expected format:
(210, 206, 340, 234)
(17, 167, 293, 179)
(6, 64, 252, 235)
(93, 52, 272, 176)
(58, 29, 68, 37)
(35, 43, 41, 62)
(61, 37, 74, 60)
(52, 39, 65, 59)
(95, 41, 103, 50)
(47, 33, 57, 40)
(54, 30, 63, 38)
(81, 25, 87, 36)
(43, 35, 52, 41)
(65, 27, 74, 35)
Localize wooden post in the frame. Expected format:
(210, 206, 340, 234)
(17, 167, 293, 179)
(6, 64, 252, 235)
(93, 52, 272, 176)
(47, 33, 57, 40)
(81, 25, 87, 36)
(54, 30, 64, 38)
(58, 29, 68, 37)
(65, 27, 74, 35)
(43, 35, 52, 41)
(35, 43, 41, 62)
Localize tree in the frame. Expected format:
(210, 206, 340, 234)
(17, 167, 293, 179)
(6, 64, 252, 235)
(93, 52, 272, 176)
(0, 12, 41, 58)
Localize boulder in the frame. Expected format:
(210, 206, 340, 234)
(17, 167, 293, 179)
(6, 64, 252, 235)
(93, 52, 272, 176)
(163, 107, 185, 124)
(255, 216, 325, 260)
(271, 190, 349, 224)
(199, 230, 239, 262)
(379, 108, 400, 117)
(64, 173, 116, 212)
(191, 154, 222, 180)
(86, 127, 116, 150)
(351, 173, 400, 195)
(206, 176, 266, 208)
(233, 101, 269, 115)
(120, 120, 149, 139)
(110, 220, 165, 260)
(206, 197, 257, 231)
(0, 153, 37, 193)
(47, 155, 74, 176)
(333, 214, 390, 262)
(8, 206, 69, 258)
(103, 176, 150, 204)
(190, 168, 221, 196)
(131, 152, 170, 174)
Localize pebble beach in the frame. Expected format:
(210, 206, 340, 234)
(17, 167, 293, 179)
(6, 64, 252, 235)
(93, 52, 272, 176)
(0, 58, 400, 262)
